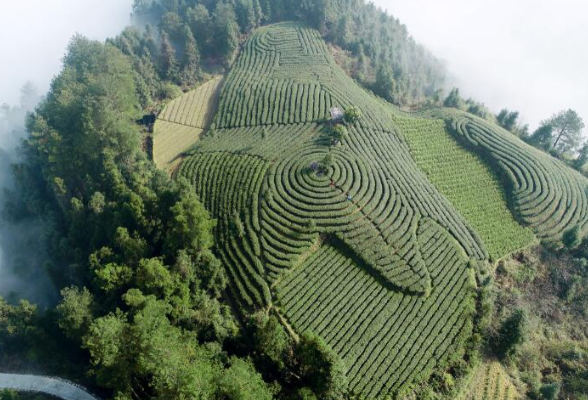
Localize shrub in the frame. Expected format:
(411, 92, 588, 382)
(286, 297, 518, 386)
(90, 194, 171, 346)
(539, 382, 560, 400)
(320, 153, 334, 171)
(495, 308, 528, 359)
(344, 106, 362, 123)
(331, 124, 348, 141)
(563, 225, 581, 249)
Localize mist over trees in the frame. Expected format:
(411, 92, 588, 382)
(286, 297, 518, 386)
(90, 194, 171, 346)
(0, 83, 57, 306)
(1, 29, 348, 398)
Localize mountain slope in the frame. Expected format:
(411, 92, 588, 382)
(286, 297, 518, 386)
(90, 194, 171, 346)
(155, 21, 588, 398)
(174, 22, 485, 397)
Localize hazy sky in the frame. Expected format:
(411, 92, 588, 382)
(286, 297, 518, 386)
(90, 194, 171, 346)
(0, 0, 133, 106)
(371, 0, 588, 130)
(0, 0, 586, 131)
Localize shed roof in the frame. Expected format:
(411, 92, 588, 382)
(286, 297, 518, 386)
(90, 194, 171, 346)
(330, 107, 344, 121)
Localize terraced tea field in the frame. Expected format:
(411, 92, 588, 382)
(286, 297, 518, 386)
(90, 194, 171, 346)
(153, 77, 222, 169)
(400, 117, 535, 260)
(155, 21, 588, 399)
(177, 22, 485, 397)
(441, 112, 588, 243)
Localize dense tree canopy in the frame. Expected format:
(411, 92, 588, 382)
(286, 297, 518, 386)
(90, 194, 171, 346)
(130, 0, 446, 106)
(2, 35, 278, 399)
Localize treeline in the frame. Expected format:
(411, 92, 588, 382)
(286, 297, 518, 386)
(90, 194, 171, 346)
(127, 0, 445, 107)
(443, 88, 587, 174)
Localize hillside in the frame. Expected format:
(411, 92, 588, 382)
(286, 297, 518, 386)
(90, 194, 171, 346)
(173, 22, 488, 397)
(3, 3, 587, 400)
(400, 116, 535, 260)
(155, 22, 588, 398)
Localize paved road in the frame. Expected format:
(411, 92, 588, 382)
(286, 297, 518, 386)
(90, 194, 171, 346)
(0, 374, 99, 400)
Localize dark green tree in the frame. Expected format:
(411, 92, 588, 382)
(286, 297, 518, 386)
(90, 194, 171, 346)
(247, 311, 291, 373)
(545, 109, 585, 153)
(574, 143, 588, 170)
(344, 106, 362, 124)
(180, 24, 200, 85)
(320, 153, 334, 171)
(213, 2, 241, 64)
(215, 358, 275, 400)
(374, 65, 397, 103)
(562, 225, 581, 249)
(160, 31, 179, 80)
(496, 109, 519, 132)
(295, 332, 348, 400)
(539, 383, 560, 400)
(331, 124, 348, 141)
(187, 5, 214, 56)
(466, 99, 493, 121)
(56, 287, 96, 340)
(299, 0, 330, 33)
(0, 298, 38, 350)
(235, 0, 261, 33)
(443, 88, 464, 109)
(528, 123, 554, 151)
(159, 11, 184, 41)
(495, 308, 527, 359)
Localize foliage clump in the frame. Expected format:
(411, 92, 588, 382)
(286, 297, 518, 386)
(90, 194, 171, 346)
(343, 106, 362, 124)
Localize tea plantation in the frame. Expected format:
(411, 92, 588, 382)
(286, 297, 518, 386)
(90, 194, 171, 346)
(400, 116, 535, 260)
(153, 76, 222, 168)
(444, 113, 588, 242)
(154, 22, 588, 398)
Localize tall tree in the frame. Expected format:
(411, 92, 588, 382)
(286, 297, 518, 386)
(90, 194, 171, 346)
(299, 0, 333, 33)
(496, 109, 519, 132)
(160, 31, 178, 81)
(295, 332, 348, 400)
(235, 0, 261, 33)
(213, 2, 241, 64)
(159, 11, 184, 41)
(187, 5, 213, 56)
(374, 65, 397, 103)
(545, 109, 585, 153)
(528, 123, 554, 151)
(466, 98, 493, 121)
(443, 88, 464, 109)
(574, 143, 588, 171)
(181, 24, 200, 85)
(496, 108, 528, 137)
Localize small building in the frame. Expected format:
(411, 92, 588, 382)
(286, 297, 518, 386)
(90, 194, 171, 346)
(330, 107, 344, 123)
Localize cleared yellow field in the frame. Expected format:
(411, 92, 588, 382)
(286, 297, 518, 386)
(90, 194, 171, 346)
(158, 77, 222, 128)
(458, 361, 519, 400)
(153, 121, 203, 168)
(153, 77, 222, 169)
